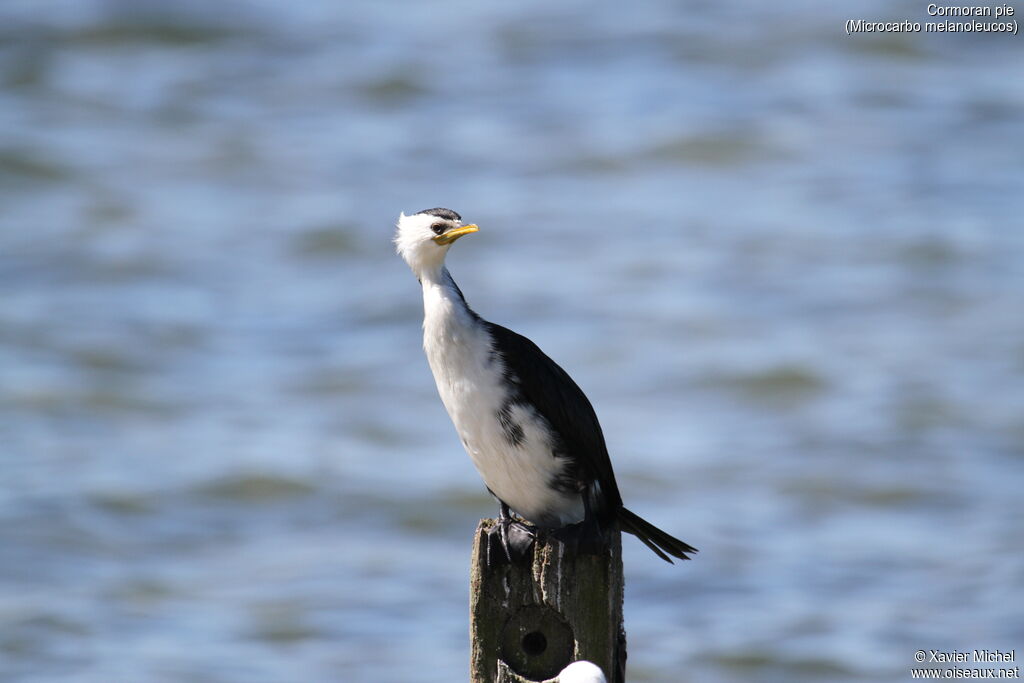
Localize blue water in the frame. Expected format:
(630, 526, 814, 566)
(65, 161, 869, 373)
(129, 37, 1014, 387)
(2, 1, 1023, 681)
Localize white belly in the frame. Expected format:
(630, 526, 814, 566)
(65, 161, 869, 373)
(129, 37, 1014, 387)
(421, 285, 582, 527)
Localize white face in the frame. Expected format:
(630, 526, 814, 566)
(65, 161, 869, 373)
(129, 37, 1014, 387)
(394, 210, 478, 274)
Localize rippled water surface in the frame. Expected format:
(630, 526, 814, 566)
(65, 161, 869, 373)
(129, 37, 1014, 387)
(2, 1, 1023, 681)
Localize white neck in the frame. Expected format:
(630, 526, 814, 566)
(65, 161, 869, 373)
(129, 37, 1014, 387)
(417, 260, 447, 288)
(420, 265, 490, 425)
(421, 265, 475, 330)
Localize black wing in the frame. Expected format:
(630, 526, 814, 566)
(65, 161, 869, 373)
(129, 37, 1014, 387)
(485, 321, 623, 526)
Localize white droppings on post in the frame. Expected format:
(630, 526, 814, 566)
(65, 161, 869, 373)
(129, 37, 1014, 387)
(554, 542, 565, 611)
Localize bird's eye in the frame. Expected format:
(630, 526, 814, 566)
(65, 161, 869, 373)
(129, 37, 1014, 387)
(431, 224, 445, 235)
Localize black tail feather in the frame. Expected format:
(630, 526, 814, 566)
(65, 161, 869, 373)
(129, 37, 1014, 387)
(618, 507, 697, 564)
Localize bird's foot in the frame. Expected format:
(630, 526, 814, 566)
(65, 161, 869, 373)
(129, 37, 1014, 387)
(486, 514, 536, 568)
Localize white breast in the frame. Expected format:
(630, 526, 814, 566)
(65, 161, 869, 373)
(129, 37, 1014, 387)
(421, 276, 583, 527)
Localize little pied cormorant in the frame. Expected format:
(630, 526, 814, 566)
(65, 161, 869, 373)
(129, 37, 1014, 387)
(395, 208, 696, 563)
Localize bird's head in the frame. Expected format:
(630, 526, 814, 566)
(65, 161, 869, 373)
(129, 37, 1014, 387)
(394, 207, 478, 275)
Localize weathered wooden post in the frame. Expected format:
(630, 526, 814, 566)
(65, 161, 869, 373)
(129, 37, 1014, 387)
(469, 518, 625, 683)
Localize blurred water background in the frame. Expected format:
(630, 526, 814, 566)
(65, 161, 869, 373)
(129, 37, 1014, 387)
(2, 1, 1023, 681)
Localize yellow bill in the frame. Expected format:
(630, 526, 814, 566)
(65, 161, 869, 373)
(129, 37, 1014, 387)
(433, 224, 479, 245)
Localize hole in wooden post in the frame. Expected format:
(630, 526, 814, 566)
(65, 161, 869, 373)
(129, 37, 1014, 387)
(500, 605, 574, 680)
(521, 631, 547, 656)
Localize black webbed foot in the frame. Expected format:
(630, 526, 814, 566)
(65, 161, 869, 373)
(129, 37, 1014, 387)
(485, 503, 536, 568)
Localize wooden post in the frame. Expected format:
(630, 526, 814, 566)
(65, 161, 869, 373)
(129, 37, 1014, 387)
(469, 518, 626, 683)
